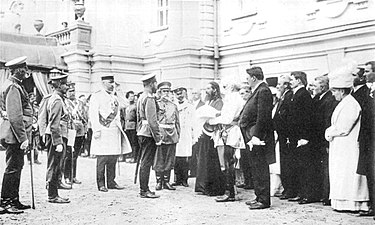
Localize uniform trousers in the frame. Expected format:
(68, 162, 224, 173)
(153, 144, 176, 172)
(64, 136, 85, 180)
(138, 136, 157, 193)
(1, 143, 24, 204)
(126, 129, 139, 161)
(46, 135, 66, 199)
(96, 155, 118, 189)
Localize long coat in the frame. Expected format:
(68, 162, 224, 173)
(0, 78, 33, 145)
(352, 85, 374, 175)
(326, 94, 369, 208)
(239, 82, 275, 164)
(312, 91, 338, 152)
(176, 100, 194, 157)
(89, 89, 132, 156)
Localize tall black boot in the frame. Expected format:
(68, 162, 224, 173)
(155, 171, 163, 191)
(163, 171, 176, 190)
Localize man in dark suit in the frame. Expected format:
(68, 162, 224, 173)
(352, 67, 375, 216)
(273, 75, 294, 200)
(0, 56, 33, 214)
(311, 75, 338, 206)
(239, 66, 275, 210)
(288, 71, 321, 204)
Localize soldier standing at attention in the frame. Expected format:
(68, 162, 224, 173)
(154, 82, 180, 191)
(64, 82, 85, 185)
(44, 69, 71, 203)
(0, 56, 33, 214)
(137, 73, 162, 198)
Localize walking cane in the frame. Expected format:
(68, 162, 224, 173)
(29, 130, 36, 209)
(71, 146, 74, 189)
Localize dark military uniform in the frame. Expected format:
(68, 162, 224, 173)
(0, 77, 33, 209)
(125, 102, 139, 162)
(153, 97, 180, 189)
(45, 91, 70, 200)
(137, 91, 162, 195)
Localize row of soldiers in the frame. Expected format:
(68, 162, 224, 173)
(0, 56, 89, 214)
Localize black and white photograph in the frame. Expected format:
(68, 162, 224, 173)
(0, 0, 375, 224)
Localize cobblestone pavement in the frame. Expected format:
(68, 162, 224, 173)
(0, 151, 373, 225)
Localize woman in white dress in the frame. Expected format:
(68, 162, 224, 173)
(325, 64, 369, 212)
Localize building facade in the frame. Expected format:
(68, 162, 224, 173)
(1, 0, 374, 95)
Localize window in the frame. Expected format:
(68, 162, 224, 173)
(157, 0, 168, 27)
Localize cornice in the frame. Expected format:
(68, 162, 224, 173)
(220, 20, 375, 55)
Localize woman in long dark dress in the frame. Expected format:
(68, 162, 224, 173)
(194, 82, 225, 196)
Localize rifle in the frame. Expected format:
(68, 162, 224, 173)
(28, 129, 36, 209)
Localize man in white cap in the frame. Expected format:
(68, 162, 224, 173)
(89, 75, 131, 192)
(43, 69, 71, 203)
(0, 56, 33, 214)
(136, 73, 162, 198)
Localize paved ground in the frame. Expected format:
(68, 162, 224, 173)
(0, 151, 374, 225)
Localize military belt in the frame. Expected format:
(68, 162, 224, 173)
(142, 120, 174, 129)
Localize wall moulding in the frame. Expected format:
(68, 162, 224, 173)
(319, 0, 349, 18)
(351, 0, 369, 10)
(149, 26, 169, 47)
(219, 20, 375, 55)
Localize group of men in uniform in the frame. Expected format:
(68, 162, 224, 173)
(0, 57, 91, 214)
(136, 74, 195, 198)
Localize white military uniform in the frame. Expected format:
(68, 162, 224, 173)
(89, 89, 132, 156)
(176, 100, 194, 157)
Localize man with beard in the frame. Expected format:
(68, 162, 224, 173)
(239, 67, 274, 210)
(124, 91, 139, 163)
(273, 75, 294, 200)
(153, 82, 180, 191)
(352, 65, 375, 216)
(173, 87, 194, 187)
(90, 75, 131, 192)
(44, 69, 71, 203)
(0, 56, 33, 213)
(137, 73, 162, 198)
(195, 81, 225, 196)
(311, 75, 338, 206)
(211, 81, 245, 202)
